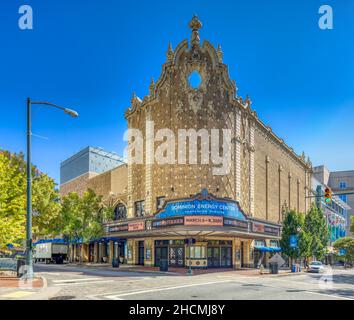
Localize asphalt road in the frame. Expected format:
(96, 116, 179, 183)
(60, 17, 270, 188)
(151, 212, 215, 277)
(29, 264, 354, 300)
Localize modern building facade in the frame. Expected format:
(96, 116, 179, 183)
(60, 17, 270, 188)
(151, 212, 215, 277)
(328, 170, 354, 236)
(60, 146, 126, 196)
(62, 17, 313, 269)
(311, 174, 349, 242)
(314, 165, 353, 236)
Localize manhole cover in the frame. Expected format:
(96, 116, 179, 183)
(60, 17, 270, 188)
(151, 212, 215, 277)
(49, 296, 75, 300)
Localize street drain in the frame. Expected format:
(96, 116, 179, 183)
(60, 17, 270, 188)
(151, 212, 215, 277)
(49, 296, 76, 300)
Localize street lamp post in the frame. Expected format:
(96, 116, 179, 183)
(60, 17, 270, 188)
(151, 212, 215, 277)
(25, 97, 78, 280)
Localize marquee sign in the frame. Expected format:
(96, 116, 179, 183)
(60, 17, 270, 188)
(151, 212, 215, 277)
(155, 189, 247, 221)
(184, 215, 223, 226)
(128, 221, 145, 232)
(152, 217, 184, 228)
(223, 218, 249, 229)
(252, 222, 279, 236)
(108, 224, 128, 233)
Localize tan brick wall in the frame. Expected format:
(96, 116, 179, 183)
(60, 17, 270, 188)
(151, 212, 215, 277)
(60, 172, 97, 197)
(254, 125, 308, 223)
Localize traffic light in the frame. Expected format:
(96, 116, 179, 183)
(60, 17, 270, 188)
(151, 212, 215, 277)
(324, 187, 332, 204)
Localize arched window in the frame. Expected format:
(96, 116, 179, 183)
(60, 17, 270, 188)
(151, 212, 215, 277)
(114, 204, 127, 220)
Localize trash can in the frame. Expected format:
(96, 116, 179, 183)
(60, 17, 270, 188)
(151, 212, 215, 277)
(269, 262, 278, 274)
(112, 258, 119, 268)
(291, 264, 296, 273)
(17, 259, 26, 277)
(159, 259, 168, 272)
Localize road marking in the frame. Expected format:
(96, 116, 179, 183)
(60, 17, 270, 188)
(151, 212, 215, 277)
(104, 280, 234, 300)
(0, 291, 34, 298)
(38, 272, 61, 276)
(304, 291, 354, 300)
(54, 280, 114, 287)
(52, 277, 102, 283)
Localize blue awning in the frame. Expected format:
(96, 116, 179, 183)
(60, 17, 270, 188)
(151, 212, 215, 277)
(254, 246, 281, 253)
(34, 239, 68, 245)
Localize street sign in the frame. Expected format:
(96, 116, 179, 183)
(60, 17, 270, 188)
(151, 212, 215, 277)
(290, 235, 298, 248)
(269, 253, 285, 267)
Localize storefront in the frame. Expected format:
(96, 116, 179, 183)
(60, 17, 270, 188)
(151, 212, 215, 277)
(104, 190, 281, 269)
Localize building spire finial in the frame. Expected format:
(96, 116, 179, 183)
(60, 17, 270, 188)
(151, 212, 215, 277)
(166, 42, 174, 62)
(189, 15, 202, 46)
(217, 44, 223, 63)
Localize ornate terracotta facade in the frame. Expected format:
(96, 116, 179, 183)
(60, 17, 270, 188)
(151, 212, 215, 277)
(125, 16, 312, 223)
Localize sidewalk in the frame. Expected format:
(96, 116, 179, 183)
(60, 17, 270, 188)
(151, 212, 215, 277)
(63, 262, 302, 277)
(0, 276, 46, 300)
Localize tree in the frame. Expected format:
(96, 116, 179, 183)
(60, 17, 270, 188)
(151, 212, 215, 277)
(350, 216, 354, 234)
(304, 205, 329, 260)
(0, 150, 27, 249)
(0, 149, 61, 250)
(32, 174, 61, 237)
(280, 210, 310, 268)
(333, 237, 354, 267)
(59, 189, 105, 263)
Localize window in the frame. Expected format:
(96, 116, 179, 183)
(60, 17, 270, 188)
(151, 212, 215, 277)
(189, 246, 206, 259)
(269, 240, 280, 248)
(114, 204, 127, 220)
(135, 200, 145, 217)
(339, 181, 347, 189)
(156, 196, 166, 210)
(339, 194, 348, 203)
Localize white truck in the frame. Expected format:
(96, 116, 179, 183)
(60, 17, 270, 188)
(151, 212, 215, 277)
(34, 241, 68, 264)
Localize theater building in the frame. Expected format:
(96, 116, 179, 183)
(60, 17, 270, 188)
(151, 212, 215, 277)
(62, 17, 313, 269)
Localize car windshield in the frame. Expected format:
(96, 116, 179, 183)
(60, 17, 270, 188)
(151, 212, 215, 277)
(311, 262, 322, 266)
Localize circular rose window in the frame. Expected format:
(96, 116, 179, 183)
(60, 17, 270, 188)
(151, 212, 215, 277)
(188, 70, 202, 89)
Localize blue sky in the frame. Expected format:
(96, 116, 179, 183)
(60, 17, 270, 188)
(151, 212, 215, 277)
(1, 0, 353, 184)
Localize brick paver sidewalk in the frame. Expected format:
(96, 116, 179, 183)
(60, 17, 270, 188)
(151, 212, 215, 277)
(0, 277, 44, 289)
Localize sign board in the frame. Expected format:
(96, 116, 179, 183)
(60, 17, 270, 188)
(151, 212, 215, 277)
(252, 222, 279, 235)
(290, 235, 298, 248)
(184, 215, 223, 226)
(128, 221, 145, 232)
(108, 224, 129, 233)
(152, 217, 184, 228)
(269, 253, 285, 267)
(155, 193, 247, 221)
(252, 223, 264, 233)
(223, 218, 248, 229)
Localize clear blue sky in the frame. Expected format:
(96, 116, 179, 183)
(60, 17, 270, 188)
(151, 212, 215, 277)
(1, 0, 353, 184)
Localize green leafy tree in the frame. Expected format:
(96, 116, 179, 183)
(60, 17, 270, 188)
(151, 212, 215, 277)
(0, 149, 61, 250)
(280, 210, 311, 268)
(0, 150, 27, 249)
(350, 216, 354, 234)
(304, 205, 329, 260)
(33, 174, 61, 237)
(333, 237, 354, 267)
(59, 189, 105, 263)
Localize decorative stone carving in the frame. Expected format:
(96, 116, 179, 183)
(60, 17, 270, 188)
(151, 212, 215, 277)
(166, 43, 174, 62)
(217, 45, 223, 63)
(189, 15, 202, 46)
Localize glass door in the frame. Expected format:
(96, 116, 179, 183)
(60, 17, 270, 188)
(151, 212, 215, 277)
(138, 241, 144, 265)
(221, 247, 232, 268)
(207, 247, 220, 268)
(154, 246, 168, 267)
(169, 246, 185, 267)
